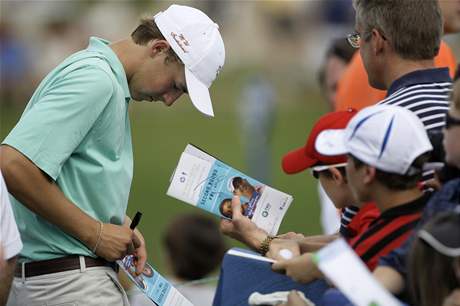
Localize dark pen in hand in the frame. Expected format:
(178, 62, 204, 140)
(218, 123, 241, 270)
(130, 211, 142, 230)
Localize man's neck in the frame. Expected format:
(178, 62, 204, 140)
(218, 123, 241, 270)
(383, 56, 435, 89)
(110, 38, 147, 81)
(373, 187, 423, 212)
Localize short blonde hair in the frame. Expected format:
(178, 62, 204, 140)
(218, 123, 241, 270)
(131, 17, 180, 63)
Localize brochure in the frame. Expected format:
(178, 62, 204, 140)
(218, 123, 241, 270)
(118, 255, 194, 306)
(227, 248, 276, 264)
(313, 239, 403, 306)
(167, 144, 293, 236)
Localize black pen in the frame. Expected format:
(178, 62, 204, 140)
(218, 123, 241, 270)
(130, 211, 142, 230)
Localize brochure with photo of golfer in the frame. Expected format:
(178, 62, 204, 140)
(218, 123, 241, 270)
(313, 239, 403, 306)
(167, 144, 293, 235)
(118, 255, 194, 306)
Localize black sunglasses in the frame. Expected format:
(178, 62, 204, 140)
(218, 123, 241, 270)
(445, 112, 460, 129)
(312, 170, 320, 179)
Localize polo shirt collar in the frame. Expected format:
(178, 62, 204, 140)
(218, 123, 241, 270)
(387, 67, 451, 97)
(87, 37, 131, 102)
(379, 192, 431, 220)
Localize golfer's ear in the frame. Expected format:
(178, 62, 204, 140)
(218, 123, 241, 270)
(148, 39, 170, 57)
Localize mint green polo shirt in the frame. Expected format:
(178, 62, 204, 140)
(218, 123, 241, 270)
(2, 37, 133, 262)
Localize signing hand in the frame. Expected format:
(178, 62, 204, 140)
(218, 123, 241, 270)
(272, 253, 322, 284)
(123, 215, 147, 276)
(131, 227, 147, 276)
(94, 223, 134, 262)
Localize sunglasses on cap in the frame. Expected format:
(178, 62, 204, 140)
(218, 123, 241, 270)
(311, 163, 347, 179)
(445, 112, 460, 130)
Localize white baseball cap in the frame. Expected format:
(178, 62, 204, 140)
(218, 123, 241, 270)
(154, 4, 225, 117)
(315, 105, 433, 175)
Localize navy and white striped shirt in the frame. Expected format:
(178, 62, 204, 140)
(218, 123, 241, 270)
(378, 68, 452, 131)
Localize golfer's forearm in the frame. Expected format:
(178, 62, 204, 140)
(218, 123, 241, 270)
(0, 256, 16, 305)
(0, 145, 98, 249)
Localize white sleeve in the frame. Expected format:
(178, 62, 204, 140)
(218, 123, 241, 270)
(0, 171, 23, 260)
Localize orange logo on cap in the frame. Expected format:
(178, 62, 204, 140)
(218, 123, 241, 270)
(171, 32, 190, 53)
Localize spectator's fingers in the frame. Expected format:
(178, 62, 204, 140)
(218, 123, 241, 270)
(271, 260, 287, 274)
(231, 196, 244, 219)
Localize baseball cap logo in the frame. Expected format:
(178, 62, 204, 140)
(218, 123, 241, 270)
(171, 32, 190, 53)
(155, 5, 225, 117)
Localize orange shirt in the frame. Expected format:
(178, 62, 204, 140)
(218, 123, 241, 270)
(334, 41, 457, 111)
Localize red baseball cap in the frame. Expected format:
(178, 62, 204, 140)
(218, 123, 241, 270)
(282, 108, 357, 174)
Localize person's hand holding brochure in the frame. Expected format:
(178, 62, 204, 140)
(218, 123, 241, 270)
(117, 255, 194, 306)
(167, 144, 293, 236)
(313, 239, 403, 306)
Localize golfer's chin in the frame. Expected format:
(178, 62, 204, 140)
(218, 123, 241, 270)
(131, 92, 155, 102)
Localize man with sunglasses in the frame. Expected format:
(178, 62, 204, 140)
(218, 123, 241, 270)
(221, 107, 410, 273)
(318, 74, 460, 306)
(373, 74, 460, 299)
(271, 105, 434, 286)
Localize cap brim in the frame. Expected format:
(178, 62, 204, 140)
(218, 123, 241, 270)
(185, 68, 214, 117)
(282, 147, 318, 174)
(315, 129, 348, 156)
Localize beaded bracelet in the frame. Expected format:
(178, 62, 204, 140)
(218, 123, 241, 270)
(259, 235, 277, 256)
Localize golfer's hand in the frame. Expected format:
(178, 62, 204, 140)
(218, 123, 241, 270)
(220, 196, 268, 250)
(272, 253, 321, 284)
(94, 223, 133, 262)
(131, 228, 147, 276)
(266, 239, 301, 261)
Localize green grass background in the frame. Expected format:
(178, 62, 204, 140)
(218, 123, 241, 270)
(0, 67, 327, 275)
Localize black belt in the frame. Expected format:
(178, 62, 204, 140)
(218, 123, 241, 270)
(15, 256, 119, 278)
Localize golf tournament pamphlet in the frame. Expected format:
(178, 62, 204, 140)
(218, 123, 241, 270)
(313, 239, 402, 306)
(167, 144, 293, 235)
(118, 255, 194, 306)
